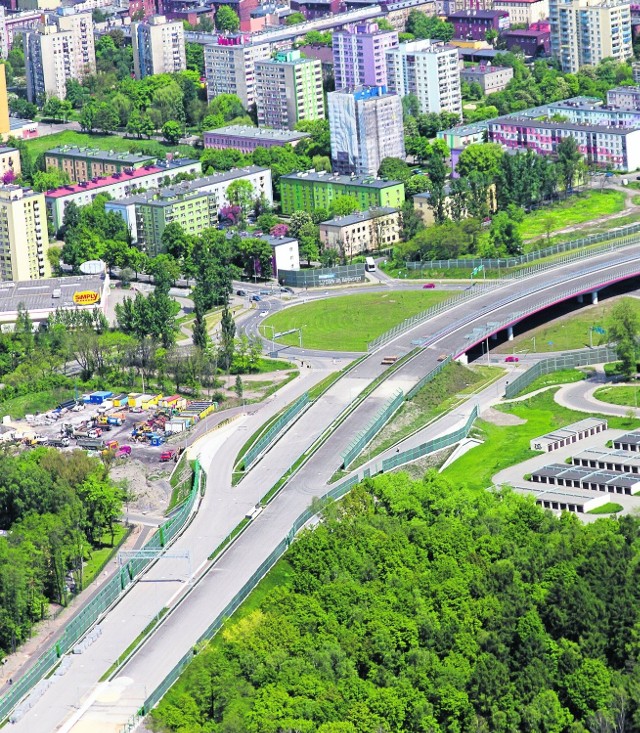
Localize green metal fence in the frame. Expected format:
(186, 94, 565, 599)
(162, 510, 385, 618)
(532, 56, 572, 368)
(341, 389, 404, 469)
(503, 348, 618, 399)
(381, 406, 479, 472)
(406, 222, 640, 271)
(406, 355, 452, 400)
(241, 392, 309, 470)
(137, 409, 480, 725)
(1, 460, 205, 725)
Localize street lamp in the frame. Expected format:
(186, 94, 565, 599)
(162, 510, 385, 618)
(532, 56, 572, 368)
(263, 324, 276, 355)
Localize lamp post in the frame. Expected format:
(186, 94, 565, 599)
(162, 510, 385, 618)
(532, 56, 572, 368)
(263, 324, 276, 355)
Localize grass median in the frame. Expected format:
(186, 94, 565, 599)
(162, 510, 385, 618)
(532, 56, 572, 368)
(260, 291, 450, 352)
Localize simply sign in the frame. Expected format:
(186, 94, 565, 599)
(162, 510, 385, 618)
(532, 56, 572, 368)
(73, 290, 100, 306)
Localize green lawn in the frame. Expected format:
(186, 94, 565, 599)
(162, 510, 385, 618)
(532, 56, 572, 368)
(494, 296, 640, 354)
(82, 523, 129, 590)
(0, 386, 77, 420)
(442, 390, 639, 491)
(261, 291, 451, 351)
(519, 190, 626, 241)
(23, 130, 197, 161)
(593, 385, 640, 408)
(510, 368, 587, 397)
(588, 502, 623, 514)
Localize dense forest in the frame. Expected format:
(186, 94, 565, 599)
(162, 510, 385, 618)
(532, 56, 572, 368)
(153, 472, 640, 733)
(0, 448, 124, 654)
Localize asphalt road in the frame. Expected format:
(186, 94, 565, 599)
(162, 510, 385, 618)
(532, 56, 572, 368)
(10, 243, 640, 732)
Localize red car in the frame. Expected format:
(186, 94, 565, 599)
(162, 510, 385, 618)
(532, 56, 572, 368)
(422, 283, 436, 289)
(505, 355, 519, 363)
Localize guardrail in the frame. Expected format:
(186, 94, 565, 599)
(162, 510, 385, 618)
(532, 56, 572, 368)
(3, 461, 205, 725)
(405, 221, 640, 271)
(504, 347, 619, 399)
(341, 389, 404, 469)
(239, 392, 309, 471)
(130, 407, 480, 729)
(369, 241, 640, 355)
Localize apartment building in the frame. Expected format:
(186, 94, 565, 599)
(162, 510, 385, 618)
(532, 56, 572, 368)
(328, 86, 405, 176)
(203, 125, 311, 152)
(255, 50, 324, 130)
(607, 86, 640, 110)
(549, 0, 632, 73)
(105, 167, 273, 254)
(24, 11, 96, 102)
(45, 147, 157, 181)
(45, 158, 202, 232)
(447, 9, 510, 39)
(493, 0, 549, 24)
(332, 22, 399, 90)
(204, 34, 271, 108)
(386, 39, 462, 117)
(460, 65, 514, 93)
(0, 146, 20, 181)
(319, 207, 401, 256)
(487, 115, 640, 170)
(0, 186, 49, 282)
(132, 15, 186, 79)
(280, 171, 405, 215)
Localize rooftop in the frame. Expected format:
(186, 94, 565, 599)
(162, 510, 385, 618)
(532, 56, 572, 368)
(281, 170, 403, 188)
(320, 207, 399, 227)
(44, 159, 201, 199)
(490, 115, 640, 134)
(448, 8, 509, 16)
(46, 146, 157, 165)
(0, 275, 105, 314)
(110, 167, 271, 206)
(205, 125, 311, 142)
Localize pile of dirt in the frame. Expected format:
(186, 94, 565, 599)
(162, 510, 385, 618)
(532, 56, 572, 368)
(110, 459, 172, 515)
(481, 406, 527, 426)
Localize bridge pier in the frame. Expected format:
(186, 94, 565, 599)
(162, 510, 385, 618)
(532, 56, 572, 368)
(456, 353, 468, 365)
(491, 332, 498, 340)
(577, 294, 584, 304)
(591, 290, 599, 304)
(507, 326, 514, 341)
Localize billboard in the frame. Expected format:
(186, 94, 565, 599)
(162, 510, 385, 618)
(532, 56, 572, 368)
(73, 290, 100, 306)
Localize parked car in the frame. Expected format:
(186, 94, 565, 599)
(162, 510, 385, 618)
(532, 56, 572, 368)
(505, 355, 519, 363)
(259, 289, 270, 295)
(259, 310, 269, 317)
(236, 289, 247, 296)
(422, 283, 436, 289)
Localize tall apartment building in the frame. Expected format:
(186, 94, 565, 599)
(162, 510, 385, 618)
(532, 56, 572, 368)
(255, 50, 324, 131)
(328, 86, 405, 176)
(132, 15, 186, 79)
(549, 0, 632, 73)
(0, 186, 49, 281)
(493, 0, 550, 25)
(386, 39, 462, 117)
(24, 11, 95, 103)
(332, 22, 399, 91)
(204, 34, 271, 108)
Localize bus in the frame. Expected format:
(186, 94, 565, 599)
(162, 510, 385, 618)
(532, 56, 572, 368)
(365, 257, 376, 272)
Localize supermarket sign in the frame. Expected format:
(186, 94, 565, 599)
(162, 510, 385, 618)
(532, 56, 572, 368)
(73, 290, 100, 306)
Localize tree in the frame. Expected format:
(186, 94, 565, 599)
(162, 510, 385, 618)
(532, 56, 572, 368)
(331, 195, 360, 217)
(608, 299, 639, 378)
(406, 11, 454, 41)
(297, 221, 320, 266)
(285, 11, 306, 25)
(456, 143, 504, 179)
(378, 157, 412, 184)
(186, 42, 204, 75)
(31, 169, 70, 192)
(489, 211, 523, 255)
(425, 153, 449, 225)
(216, 5, 240, 32)
(234, 375, 243, 399)
(288, 211, 313, 239)
(162, 222, 191, 261)
(219, 306, 236, 372)
(162, 120, 183, 144)
(226, 179, 255, 213)
(93, 103, 119, 134)
(205, 94, 245, 122)
(557, 135, 583, 194)
(42, 96, 71, 122)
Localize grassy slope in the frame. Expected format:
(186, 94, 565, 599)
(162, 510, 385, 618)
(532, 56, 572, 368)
(593, 385, 640, 408)
(519, 189, 626, 240)
(24, 130, 197, 160)
(261, 291, 451, 352)
(511, 369, 586, 397)
(494, 296, 640, 354)
(442, 390, 639, 491)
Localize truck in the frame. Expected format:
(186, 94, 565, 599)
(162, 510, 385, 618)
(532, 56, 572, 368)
(160, 449, 176, 462)
(76, 438, 104, 450)
(48, 436, 70, 448)
(115, 445, 132, 458)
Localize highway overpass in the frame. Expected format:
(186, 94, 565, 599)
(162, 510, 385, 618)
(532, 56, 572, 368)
(8, 242, 640, 733)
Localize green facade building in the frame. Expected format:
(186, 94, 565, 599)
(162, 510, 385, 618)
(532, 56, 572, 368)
(279, 172, 405, 215)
